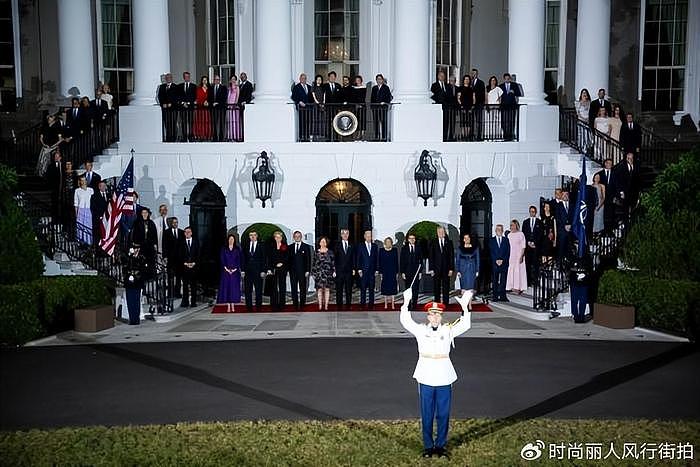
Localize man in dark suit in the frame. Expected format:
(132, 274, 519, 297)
(619, 112, 642, 161)
(242, 230, 266, 311)
(82, 161, 101, 190)
(555, 191, 573, 260)
(356, 229, 379, 308)
(498, 73, 522, 141)
(370, 74, 392, 141)
(489, 225, 510, 301)
(471, 68, 486, 141)
(521, 205, 543, 287)
(400, 233, 423, 310)
(431, 71, 451, 141)
(588, 88, 612, 128)
(323, 71, 342, 103)
(178, 72, 197, 141)
(90, 180, 109, 247)
(45, 151, 65, 224)
(157, 73, 179, 142)
(90, 89, 110, 125)
(208, 75, 229, 142)
(334, 229, 355, 309)
(163, 216, 184, 298)
(613, 152, 638, 227)
(179, 226, 199, 307)
(292, 73, 312, 142)
(428, 226, 454, 305)
(65, 97, 87, 138)
(339, 75, 353, 104)
(238, 72, 254, 104)
(288, 230, 312, 310)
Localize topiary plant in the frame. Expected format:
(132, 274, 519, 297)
(241, 223, 286, 244)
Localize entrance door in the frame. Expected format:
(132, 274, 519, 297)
(185, 179, 227, 289)
(315, 179, 372, 246)
(460, 178, 493, 293)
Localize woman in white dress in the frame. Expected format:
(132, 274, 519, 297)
(74, 176, 94, 245)
(575, 88, 591, 121)
(591, 173, 606, 234)
(485, 76, 503, 140)
(594, 107, 611, 160)
(609, 105, 623, 142)
(101, 84, 114, 111)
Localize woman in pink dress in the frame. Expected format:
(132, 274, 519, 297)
(226, 75, 241, 141)
(193, 76, 212, 140)
(506, 219, 527, 294)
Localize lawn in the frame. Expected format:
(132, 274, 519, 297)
(1, 419, 698, 466)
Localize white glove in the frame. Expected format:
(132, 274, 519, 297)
(403, 288, 413, 304)
(455, 290, 474, 311)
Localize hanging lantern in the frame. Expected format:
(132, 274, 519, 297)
(252, 151, 275, 208)
(414, 150, 438, 206)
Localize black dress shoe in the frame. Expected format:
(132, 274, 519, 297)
(181, 302, 189, 308)
(422, 448, 433, 458)
(434, 447, 449, 458)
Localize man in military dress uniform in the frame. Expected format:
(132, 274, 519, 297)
(122, 242, 147, 325)
(399, 287, 473, 458)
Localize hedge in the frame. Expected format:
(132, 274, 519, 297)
(0, 276, 113, 346)
(597, 269, 700, 337)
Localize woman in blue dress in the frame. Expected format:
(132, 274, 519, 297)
(455, 233, 480, 301)
(378, 237, 399, 309)
(217, 234, 242, 311)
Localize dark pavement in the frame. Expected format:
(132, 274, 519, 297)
(1, 338, 699, 429)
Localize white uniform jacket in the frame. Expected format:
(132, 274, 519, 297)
(400, 307, 471, 387)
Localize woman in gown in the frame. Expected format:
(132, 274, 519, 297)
(455, 233, 480, 295)
(457, 74, 475, 140)
(594, 107, 611, 159)
(540, 202, 557, 262)
(378, 237, 399, 309)
(575, 88, 591, 149)
(312, 237, 335, 311)
(592, 173, 606, 234)
(485, 76, 503, 139)
(267, 231, 288, 312)
(226, 75, 241, 141)
(506, 220, 527, 294)
(217, 234, 242, 311)
(193, 75, 212, 141)
(609, 105, 623, 142)
(36, 114, 63, 176)
(73, 175, 93, 245)
(352, 75, 367, 135)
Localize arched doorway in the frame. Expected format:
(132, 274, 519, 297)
(185, 179, 227, 288)
(460, 178, 493, 293)
(315, 178, 372, 246)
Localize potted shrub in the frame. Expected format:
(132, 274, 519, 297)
(594, 270, 635, 329)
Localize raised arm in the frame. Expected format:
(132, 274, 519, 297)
(450, 291, 474, 337)
(399, 288, 423, 336)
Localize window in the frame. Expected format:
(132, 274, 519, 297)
(641, 0, 687, 111)
(101, 0, 133, 106)
(544, 0, 559, 104)
(314, 0, 359, 79)
(209, 0, 236, 81)
(0, 0, 15, 111)
(435, 0, 461, 78)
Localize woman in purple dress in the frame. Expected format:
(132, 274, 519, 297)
(226, 75, 241, 141)
(217, 234, 242, 310)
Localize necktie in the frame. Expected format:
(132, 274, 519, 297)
(215, 84, 218, 94)
(410, 245, 414, 254)
(187, 239, 191, 249)
(629, 123, 632, 129)
(440, 82, 445, 92)
(87, 173, 91, 184)
(497, 237, 501, 248)
(367, 243, 371, 255)
(440, 239, 443, 252)
(296, 243, 299, 254)
(606, 169, 609, 181)
(172, 228, 176, 238)
(506, 83, 510, 93)
(102, 192, 107, 201)
(343, 241, 347, 253)
(162, 218, 166, 231)
(531, 218, 534, 230)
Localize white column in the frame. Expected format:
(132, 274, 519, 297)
(676, 0, 700, 131)
(508, 0, 546, 104)
(574, 0, 610, 97)
(57, 0, 95, 98)
(392, 0, 431, 103)
(290, 0, 305, 81)
(130, 0, 171, 105)
(254, 0, 292, 101)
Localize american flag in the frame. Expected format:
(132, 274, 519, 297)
(100, 157, 135, 256)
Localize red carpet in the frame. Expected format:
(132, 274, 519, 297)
(212, 302, 491, 314)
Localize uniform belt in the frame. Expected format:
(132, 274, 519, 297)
(420, 353, 448, 359)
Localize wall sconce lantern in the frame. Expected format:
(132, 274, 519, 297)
(414, 150, 437, 206)
(252, 151, 275, 208)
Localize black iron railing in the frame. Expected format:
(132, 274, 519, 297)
(442, 104, 521, 142)
(559, 107, 624, 166)
(639, 125, 685, 171)
(296, 103, 393, 142)
(589, 224, 627, 271)
(532, 257, 570, 311)
(15, 191, 173, 315)
(161, 104, 244, 142)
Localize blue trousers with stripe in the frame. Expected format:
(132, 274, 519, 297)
(419, 383, 452, 449)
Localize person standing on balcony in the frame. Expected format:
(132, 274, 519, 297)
(370, 74, 392, 141)
(340, 75, 352, 104)
(323, 71, 342, 102)
(158, 73, 178, 142)
(428, 226, 454, 305)
(457, 75, 475, 140)
(226, 75, 242, 142)
(238, 72, 254, 104)
(521, 205, 543, 287)
(619, 112, 642, 163)
(499, 73, 521, 141)
(73, 175, 93, 246)
(485, 76, 503, 140)
(431, 71, 450, 141)
(311, 74, 327, 141)
(291, 73, 312, 141)
(209, 75, 228, 142)
(352, 75, 367, 137)
(193, 76, 212, 141)
(178, 72, 197, 142)
(489, 225, 510, 302)
(471, 69, 486, 141)
(588, 88, 612, 128)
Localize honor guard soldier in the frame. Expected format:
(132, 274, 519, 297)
(399, 288, 473, 458)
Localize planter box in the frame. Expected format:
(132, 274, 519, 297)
(594, 303, 635, 329)
(74, 305, 114, 333)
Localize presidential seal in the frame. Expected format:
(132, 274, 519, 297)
(332, 110, 359, 136)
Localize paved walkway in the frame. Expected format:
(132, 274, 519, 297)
(2, 338, 698, 429)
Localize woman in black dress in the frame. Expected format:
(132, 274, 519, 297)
(312, 236, 335, 311)
(458, 74, 475, 140)
(352, 75, 367, 135)
(540, 202, 557, 262)
(267, 231, 288, 311)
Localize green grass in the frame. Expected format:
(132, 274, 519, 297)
(1, 419, 698, 466)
